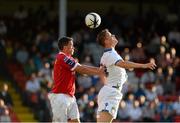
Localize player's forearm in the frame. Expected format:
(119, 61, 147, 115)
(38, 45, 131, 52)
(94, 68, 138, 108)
(75, 65, 100, 75)
(116, 60, 145, 69)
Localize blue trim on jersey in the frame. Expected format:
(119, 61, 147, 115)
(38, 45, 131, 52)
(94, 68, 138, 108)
(104, 48, 112, 52)
(64, 57, 76, 68)
(115, 59, 122, 65)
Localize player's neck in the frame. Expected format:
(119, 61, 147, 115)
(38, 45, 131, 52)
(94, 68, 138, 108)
(104, 47, 115, 52)
(104, 46, 114, 49)
(59, 51, 71, 56)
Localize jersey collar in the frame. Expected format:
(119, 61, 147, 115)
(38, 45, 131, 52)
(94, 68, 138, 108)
(104, 48, 113, 52)
(59, 52, 71, 57)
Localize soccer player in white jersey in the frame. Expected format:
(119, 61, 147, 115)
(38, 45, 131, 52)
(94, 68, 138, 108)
(96, 29, 156, 122)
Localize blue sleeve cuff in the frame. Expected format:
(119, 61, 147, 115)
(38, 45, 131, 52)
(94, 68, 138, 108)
(115, 59, 122, 65)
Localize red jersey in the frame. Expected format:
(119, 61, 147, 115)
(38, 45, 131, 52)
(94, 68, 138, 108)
(51, 52, 79, 96)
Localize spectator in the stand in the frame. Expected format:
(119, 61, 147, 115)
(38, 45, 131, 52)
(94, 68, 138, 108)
(162, 67, 176, 95)
(156, 46, 166, 68)
(144, 84, 157, 101)
(0, 21, 7, 36)
(71, 30, 83, 52)
(131, 42, 146, 61)
(155, 67, 165, 82)
(30, 45, 43, 71)
(39, 62, 51, 77)
(16, 45, 29, 64)
(173, 95, 180, 115)
(0, 108, 11, 122)
(168, 27, 180, 45)
(140, 69, 156, 84)
(0, 83, 13, 107)
(157, 98, 173, 117)
(87, 87, 96, 101)
(77, 74, 92, 89)
(147, 31, 160, 55)
(83, 42, 103, 66)
(14, 5, 28, 20)
(23, 58, 37, 76)
(0, 99, 10, 121)
(39, 62, 53, 88)
(36, 88, 51, 122)
(36, 31, 53, 54)
(135, 84, 146, 98)
(25, 73, 40, 93)
(33, 51, 43, 71)
(24, 72, 40, 107)
(116, 33, 126, 48)
(126, 93, 135, 111)
(128, 100, 142, 121)
(139, 95, 147, 108)
(117, 100, 129, 121)
(142, 101, 156, 121)
(0, 99, 6, 115)
(81, 55, 95, 66)
(126, 69, 139, 92)
(83, 100, 96, 122)
(154, 79, 164, 95)
(77, 94, 89, 109)
(165, 53, 173, 66)
(160, 107, 173, 122)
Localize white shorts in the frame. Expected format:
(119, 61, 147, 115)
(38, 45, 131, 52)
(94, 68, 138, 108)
(97, 85, 123, 119)
(48, 93, 80, 122)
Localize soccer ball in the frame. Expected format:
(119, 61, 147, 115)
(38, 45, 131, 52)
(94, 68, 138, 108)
(85, 12, 101, 29)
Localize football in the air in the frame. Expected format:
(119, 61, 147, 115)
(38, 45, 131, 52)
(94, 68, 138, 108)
(85, 12, 101, 29)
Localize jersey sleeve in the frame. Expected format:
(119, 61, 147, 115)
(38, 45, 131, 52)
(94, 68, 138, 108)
(104, 52, 123, 67)
(59, 55, 79, 71)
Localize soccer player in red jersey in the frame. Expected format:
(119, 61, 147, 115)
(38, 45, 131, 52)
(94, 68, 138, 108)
(48, 37, 105, 122)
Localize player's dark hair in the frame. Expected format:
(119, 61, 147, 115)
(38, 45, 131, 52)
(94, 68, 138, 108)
(58, 37, 73, 50)
(96, 29, 109, 47)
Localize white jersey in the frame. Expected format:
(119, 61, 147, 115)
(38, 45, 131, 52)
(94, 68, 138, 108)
(98, 48, 128, 118)
(100, 48, 128, 89)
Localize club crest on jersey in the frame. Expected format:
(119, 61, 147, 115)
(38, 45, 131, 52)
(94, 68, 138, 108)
(102, 102, 109, 112)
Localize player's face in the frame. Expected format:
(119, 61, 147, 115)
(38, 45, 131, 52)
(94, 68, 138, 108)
(66, 40, 75, 55)
(106, 31, 118, 47)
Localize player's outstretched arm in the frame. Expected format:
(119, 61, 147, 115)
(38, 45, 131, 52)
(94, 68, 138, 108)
(116, 60, 157, 70)
(74, 64, 105, 76)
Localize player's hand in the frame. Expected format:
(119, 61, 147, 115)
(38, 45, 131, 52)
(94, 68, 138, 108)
(99, 65, 106, 75)
(144, 62, 157, 70)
